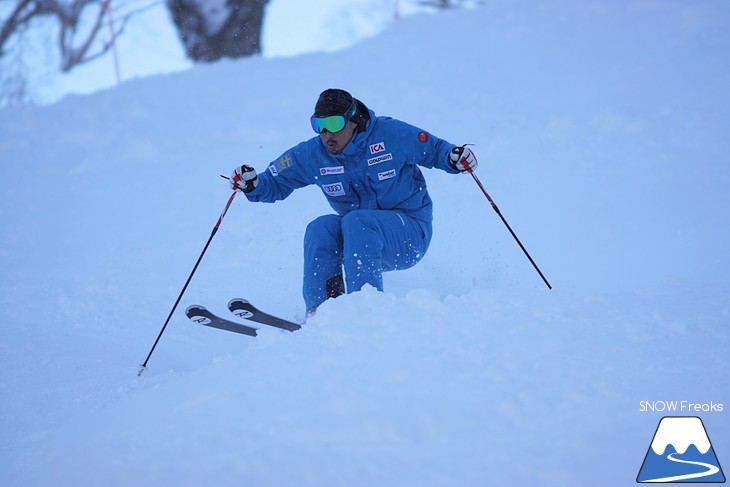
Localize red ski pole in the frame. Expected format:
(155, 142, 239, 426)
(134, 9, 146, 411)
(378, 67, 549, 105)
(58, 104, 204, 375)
(139, 190, 238, 375)
(457, 147, 552, 290)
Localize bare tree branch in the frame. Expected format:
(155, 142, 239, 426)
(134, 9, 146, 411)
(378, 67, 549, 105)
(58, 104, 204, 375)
(1, 0, 41, 54)
(1, 0, 155, 72)
(57, 1, 106, 71)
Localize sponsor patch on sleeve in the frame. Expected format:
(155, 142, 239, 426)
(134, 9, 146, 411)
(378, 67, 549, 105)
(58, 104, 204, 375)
(277, 154, 293, 171)
(268, 153, 293, 176)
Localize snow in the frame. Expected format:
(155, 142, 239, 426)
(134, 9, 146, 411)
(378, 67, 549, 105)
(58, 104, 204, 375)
(23, 0, 428, 105)
(651, 417, 712, 455)
(262, 0, 399, 57)
(1, 1, 729, 486)
(196, 0, 233, 35)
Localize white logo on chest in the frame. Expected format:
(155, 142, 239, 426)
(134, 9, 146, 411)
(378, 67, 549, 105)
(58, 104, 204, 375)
(322, 182, 346, 197)
(320, 166, 344, 175)
(378, 169, 396, 181)
(368, 153, 393, 166)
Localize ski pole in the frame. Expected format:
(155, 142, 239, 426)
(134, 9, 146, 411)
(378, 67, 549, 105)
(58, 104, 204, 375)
(459, 149, 552, 290)
(138, 190, 238, 375)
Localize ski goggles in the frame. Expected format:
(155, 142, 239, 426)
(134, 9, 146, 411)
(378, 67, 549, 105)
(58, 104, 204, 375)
(310, 100, 357, 134)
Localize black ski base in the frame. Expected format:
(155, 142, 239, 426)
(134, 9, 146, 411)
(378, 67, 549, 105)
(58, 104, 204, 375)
(228, 298, 302, 332)
(185, 305, 258, 337)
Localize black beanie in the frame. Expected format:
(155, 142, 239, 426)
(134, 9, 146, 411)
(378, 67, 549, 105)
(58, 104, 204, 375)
(313, 89, 354, 117)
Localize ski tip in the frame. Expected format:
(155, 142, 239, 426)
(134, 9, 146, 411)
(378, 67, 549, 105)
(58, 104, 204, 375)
(227, 298, 250, 307)
(186, 304, 207, 313)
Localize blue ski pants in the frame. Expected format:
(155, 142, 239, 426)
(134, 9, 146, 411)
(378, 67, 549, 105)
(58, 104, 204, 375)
(303, 210, 431, 313)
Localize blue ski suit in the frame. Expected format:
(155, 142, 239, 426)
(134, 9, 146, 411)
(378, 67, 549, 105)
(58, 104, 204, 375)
(246, 107, 459, 313)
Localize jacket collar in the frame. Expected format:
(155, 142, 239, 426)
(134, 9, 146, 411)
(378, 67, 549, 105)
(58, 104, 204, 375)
(319, 108, 376, 158)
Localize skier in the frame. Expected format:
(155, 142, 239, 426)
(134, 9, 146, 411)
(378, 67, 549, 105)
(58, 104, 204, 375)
(231, 88, 477, 316)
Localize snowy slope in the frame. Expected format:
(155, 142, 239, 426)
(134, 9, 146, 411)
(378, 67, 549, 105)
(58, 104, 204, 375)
(1, 1, 729, 486)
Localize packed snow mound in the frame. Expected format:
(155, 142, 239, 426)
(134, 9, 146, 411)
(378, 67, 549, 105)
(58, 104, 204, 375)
(1, 1, 729, 486)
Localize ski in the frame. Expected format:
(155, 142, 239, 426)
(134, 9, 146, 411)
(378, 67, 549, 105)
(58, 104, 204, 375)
(228, 298, 302, 332)
(185, 305, 258, 337)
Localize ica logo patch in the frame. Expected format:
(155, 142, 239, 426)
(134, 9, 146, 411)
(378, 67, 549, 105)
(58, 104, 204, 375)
(369, 142, 386, 154)
(322, 182, 346, 197)
(637, 416, 725, 483)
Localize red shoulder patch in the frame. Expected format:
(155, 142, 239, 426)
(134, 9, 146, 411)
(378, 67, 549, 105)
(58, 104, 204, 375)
(418, 131, 429, 143)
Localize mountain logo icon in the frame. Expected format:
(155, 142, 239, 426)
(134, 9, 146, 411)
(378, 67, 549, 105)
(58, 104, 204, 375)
(637, 416, 725, 483)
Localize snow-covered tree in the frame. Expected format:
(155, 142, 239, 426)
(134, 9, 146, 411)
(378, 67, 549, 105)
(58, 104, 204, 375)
(166, 0, 268, 62)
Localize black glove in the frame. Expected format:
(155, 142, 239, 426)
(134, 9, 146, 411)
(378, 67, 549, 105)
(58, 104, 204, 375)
(448, 146, 478, 173)
(230, 165, 259, 193)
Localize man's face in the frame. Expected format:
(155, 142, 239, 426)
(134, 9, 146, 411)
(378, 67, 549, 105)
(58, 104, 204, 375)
(320, 121, 357, 155)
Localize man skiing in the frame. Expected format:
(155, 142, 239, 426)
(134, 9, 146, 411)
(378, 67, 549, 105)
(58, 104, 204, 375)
(231, 89, 477, 316)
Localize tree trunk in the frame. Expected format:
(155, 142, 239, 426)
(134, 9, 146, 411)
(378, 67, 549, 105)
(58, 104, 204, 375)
(166, 0, 269, 62)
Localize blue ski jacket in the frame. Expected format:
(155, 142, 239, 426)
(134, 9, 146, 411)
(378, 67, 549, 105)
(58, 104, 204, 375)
(245, 108, 459, 240)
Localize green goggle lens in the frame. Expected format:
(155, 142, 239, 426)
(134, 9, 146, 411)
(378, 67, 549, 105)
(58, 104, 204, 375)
(310, 99, 358, 134)
(310, 115, 347, 134)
